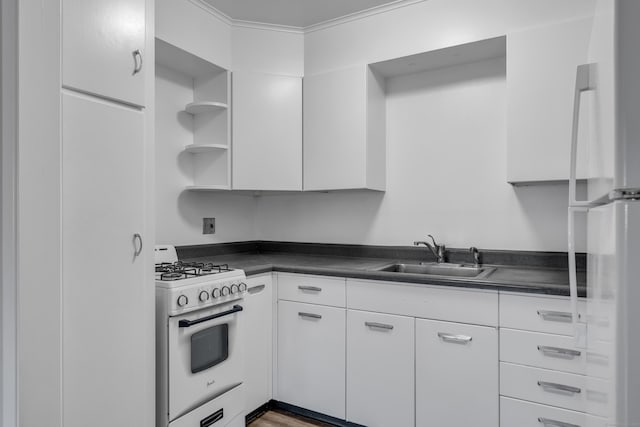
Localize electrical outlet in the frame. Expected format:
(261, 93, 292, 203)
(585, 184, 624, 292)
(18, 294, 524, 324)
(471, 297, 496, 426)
(203, 218, 215, 234)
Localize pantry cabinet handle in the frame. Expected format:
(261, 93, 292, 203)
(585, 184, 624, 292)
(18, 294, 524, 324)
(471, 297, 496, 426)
(133, 233, 143, 257)
(537, 381, 581, 395)
(538, 345, 582, 358)
(437, 332, 472, 344)
(132, 49, 143, 75)
(298, 286, 322, 292)
(537, 310, 574, 323)
(298, 312, 322, 320)
(365, 322, 394, 330)
(538, 417, 580, 427)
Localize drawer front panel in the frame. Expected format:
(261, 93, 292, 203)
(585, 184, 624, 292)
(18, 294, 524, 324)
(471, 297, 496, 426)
(500, 396, 607, 427)
(500, 293, 585, 335)
(347, 279, 498, 326)
(500, 328, 587, 375)
(277, 273, 346, 307)
(500, 363, 608, 416)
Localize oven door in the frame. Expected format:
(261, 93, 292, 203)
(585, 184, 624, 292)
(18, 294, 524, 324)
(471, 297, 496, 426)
(168, 300, 244, 420)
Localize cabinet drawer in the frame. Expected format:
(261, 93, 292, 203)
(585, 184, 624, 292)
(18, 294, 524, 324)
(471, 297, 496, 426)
(347, 279, 498, 326)
(277, 273, 345, 307)
(500, 396, 607, 427)
(500, 363, 608, 416)
(500, 294, 585, 335)
(501, 329, 586, 375)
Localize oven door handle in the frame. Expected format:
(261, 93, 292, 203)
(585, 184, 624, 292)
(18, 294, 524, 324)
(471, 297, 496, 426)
(178, 305, 243, 328)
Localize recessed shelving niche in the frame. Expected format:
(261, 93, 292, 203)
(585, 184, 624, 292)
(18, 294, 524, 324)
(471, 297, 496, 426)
(156, 38, 231, 190)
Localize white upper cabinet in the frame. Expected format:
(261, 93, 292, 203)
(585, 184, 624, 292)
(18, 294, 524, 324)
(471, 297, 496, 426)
(62, 0, 146, 107)
(303, 65, 386, 191)
(232, 71, 302, 191)
(507, 17, 593, 184)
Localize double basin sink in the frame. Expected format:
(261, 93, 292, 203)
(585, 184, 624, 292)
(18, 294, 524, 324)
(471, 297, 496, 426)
(374, 262, 496, 279)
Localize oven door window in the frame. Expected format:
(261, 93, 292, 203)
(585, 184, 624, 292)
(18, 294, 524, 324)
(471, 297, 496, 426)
(190, 324, 229, 374)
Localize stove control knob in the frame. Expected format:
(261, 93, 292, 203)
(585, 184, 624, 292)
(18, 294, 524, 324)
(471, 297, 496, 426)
(221, 286, 230, 296)
(239, 282, 247, 292)
(230, 284, 239, 294)
(199, 290, 210, 302)
(176, 294, 188, 307)
(211, 288, 221, 299)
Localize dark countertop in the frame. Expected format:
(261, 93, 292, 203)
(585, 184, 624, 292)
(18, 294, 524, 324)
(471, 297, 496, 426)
(182, 251, 586, 297)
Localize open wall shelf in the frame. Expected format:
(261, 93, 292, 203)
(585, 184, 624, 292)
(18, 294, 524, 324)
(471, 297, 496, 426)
(156, 38, 231, 190)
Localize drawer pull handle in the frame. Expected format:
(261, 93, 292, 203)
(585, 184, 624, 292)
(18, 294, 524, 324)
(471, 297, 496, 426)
(437, 332, 472, 344)
(537, 310, 575, 323)
(298, 286, 322, 292)
(538, 417, 580, 427)
(537, 381, 581, 395)
(538, 345, 582, 359)
(298, 312, 322, 320)
(365, 321, 394, 330)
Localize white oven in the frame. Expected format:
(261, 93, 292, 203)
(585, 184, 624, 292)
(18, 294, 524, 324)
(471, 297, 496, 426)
(155, 248, 248, 427)
(168, 300, 244, 419)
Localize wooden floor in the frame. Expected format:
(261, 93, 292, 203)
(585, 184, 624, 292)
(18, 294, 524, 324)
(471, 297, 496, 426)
(248, 410, 335, 427)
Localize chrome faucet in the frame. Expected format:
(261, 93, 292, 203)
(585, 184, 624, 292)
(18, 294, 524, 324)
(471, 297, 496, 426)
(414, 235, 446, 263)
(469, 246, 481, 267)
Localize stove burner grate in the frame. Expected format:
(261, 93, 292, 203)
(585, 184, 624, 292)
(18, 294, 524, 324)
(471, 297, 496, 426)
(155, 261, 234, 281)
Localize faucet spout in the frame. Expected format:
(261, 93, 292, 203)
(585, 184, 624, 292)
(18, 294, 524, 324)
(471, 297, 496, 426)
(414, 237, 446, 263)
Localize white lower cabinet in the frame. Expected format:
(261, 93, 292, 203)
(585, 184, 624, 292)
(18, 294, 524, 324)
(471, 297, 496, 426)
(243, 274, 273, 414)
(277, 300, 346, 419)
(415, 318, 499, 427)
(346, 310, 414, 427)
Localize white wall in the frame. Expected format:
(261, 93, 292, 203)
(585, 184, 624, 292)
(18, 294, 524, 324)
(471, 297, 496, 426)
(231, 26, 304, 76)
(156, 0, 232, 68)
(156, 0, 593, 252)
(304, 0, 595, 74)
(155, 65, 257, 245)
(255, 58, 577, 251)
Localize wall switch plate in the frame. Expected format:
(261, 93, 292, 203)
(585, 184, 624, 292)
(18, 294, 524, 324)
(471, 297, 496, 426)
(203, 218, 215, 234)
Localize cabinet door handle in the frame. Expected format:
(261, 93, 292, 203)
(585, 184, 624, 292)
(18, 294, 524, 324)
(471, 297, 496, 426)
(133, 233, 143, 257)
(537, 310, 574, 323)
(538, 417, 580, 427)
(538, 345, 582, 359)
(132, 49, 143, 75)
(298, 285, 322, 292)
(437, 332, 472, 344)
(298, 312, 321, 320)
(537, 381, 581, 395)
(365, 321, 394, 331)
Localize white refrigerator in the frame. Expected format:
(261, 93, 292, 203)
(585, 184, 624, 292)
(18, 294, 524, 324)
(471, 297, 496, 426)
(568, 1, 640, 426)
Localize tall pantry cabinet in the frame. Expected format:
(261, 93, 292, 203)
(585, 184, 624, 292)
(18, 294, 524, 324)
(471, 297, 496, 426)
(61, 0, 154, 426)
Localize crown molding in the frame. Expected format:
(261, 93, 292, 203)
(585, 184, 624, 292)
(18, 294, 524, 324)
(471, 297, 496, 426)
(189, 0, 429, 34)
(187, 0, 233, 26)
(232, 20, 305, 34)
(305, 0, 428, 33)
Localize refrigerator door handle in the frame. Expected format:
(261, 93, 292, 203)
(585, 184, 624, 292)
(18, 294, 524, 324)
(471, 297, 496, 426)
(568, 206, 588, 349)
(569, 63, 597, 207)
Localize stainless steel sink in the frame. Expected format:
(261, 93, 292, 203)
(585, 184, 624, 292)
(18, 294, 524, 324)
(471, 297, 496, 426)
(376, 262, 495, 279)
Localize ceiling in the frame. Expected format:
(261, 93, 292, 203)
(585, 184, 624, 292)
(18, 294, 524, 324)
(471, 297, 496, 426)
(202, 0, 406, 28)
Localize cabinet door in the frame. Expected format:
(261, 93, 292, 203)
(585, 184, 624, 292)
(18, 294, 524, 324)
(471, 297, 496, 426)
(232, 71, 302, 191)
(303, 65, 385, 191)
(277, 301, 345, 419)
(62, 92, 150, 426)
(63, 0, 145, 106)
(346, 310, 414, 427)
(416, 318, 498, 427)
(243, 275, 273, 414)
(506, 17, 591, 183)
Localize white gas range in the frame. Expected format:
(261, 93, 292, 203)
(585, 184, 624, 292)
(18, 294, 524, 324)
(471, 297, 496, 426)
(155, 245, 247, 427)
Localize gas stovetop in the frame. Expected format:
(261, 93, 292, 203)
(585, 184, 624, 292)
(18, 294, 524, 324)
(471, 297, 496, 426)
(155, 261, 235, 281)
